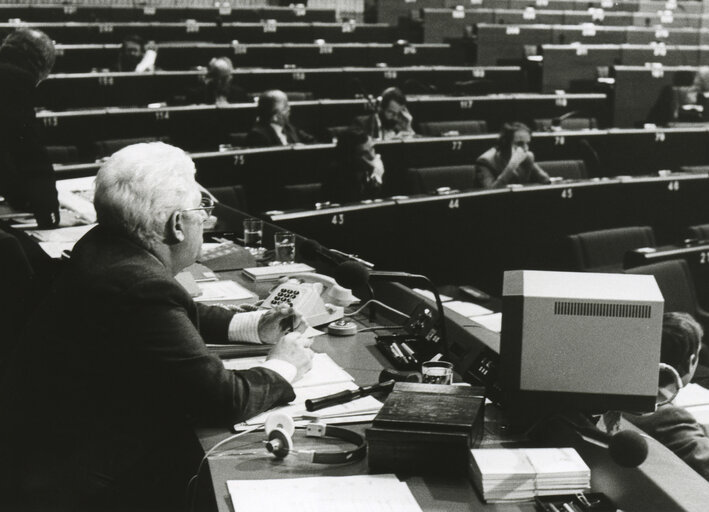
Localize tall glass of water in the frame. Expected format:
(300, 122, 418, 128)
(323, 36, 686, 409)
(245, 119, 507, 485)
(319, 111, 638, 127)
(273, 231, 296, 265)
(243, 218, 263, 254)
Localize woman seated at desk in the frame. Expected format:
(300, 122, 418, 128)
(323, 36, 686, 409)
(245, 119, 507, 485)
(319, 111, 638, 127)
(474, 122, 551, 189)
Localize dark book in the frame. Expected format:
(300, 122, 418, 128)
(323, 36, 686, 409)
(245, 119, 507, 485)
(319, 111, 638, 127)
(366, 382, 485, 475)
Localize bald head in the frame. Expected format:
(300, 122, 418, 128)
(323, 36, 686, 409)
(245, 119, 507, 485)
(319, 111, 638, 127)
(207, 56, 233, 80)
(0, 28, 55, 83)
(695, 66, 709, 93)
(256, 89, 290, 125)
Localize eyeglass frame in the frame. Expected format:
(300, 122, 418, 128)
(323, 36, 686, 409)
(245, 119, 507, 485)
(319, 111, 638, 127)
(180, 193, 215, 219)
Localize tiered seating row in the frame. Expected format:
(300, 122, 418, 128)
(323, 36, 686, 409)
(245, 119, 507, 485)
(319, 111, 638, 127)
(37, 93, 607, 158)
(37, 66, 524, 110)
(53, 42, 464, 73)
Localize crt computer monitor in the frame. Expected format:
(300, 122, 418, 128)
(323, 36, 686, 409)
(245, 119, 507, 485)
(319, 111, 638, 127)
(499, 270, 664, 425)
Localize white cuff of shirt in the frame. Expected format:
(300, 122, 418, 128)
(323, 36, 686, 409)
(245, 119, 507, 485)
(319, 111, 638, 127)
(227, 310, 265, 344)
(258, 359, 297, 383)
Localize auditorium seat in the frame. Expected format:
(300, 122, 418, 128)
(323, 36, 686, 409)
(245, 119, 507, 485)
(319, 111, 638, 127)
(227, 133, 249, 148)
(407, 165, 477, 194)
(282, 182, 324, 210)
(537, 160, 588, 180)
(418, 120, 488, 137)
(45, 145, 80, 164)
(685, 223, 709, 241)
(625, 259, 709, 332)
(93, 137, 171, 159)
(534, 117, 597, 131)
(209, 185, 248, 213)
(567, 225, 656, 272)
(679, 165, 709, 174)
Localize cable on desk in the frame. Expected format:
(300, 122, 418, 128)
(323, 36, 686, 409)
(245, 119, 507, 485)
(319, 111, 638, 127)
(357, 325, 405, 333)
(345, 299, 409, 320)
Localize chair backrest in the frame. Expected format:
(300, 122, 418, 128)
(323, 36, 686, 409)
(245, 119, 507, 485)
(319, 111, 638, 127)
(45, 145, 79, 164)
(418, 120, 488, 137)
(407, 165, 477, 194)
(209, 185, 248, 213)
(537, 159, 588, 180)
(534, 117, 597, 131)
(227, 132, 249, 148)
(686, 223, 709, 241)
(625, 259, 699, 316)
(282, 182, 324, 210)
(93, 136, 171, 159)
(567, 225, 656, 271)
(679, 165, 709, 174)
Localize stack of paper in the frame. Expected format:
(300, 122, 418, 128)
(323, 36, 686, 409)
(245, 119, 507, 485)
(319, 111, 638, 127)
(469, 448, 590, 503)
(227, 353, 383, 430)
(673, 383, 709, 427)
(441, 300, 502, 333)
(227, 475, 422, 512)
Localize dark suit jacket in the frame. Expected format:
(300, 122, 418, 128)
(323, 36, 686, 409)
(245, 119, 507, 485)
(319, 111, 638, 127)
(0, 61, 59, 228)
(0, 226, 294, 510)
(246, 122, 314, 147)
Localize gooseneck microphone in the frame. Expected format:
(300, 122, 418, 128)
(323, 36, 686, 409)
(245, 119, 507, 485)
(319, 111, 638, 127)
(300, 239, 374, 268)
(335, 261, 448, 359)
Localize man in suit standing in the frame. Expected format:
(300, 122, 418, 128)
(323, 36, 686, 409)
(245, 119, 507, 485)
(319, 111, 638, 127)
(246, 89, 314, 147)
(0, 142, 313, 511)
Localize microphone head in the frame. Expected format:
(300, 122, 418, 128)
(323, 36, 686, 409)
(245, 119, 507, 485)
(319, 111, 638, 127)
(300, 239, 322, 260)
(334, 261, 370, 289)
(608, 430, 649, 468)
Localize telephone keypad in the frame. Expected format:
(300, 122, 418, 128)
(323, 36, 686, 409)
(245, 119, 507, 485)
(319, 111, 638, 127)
(271, 287, 301, 306)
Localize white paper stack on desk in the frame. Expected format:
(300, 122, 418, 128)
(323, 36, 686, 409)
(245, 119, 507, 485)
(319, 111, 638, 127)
(672, 383, 709, 428)
(469, 447, 590, 503)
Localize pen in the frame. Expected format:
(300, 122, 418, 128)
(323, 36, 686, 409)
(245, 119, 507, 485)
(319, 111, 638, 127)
(399, 342, 418, 364)
(305, 380, 395, 412)
(387, 342, 407, 365)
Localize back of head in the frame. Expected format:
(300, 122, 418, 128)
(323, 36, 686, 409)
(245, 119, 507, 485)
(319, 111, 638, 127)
(660, 311, 703, 384)
(255, 89, 287, 123)
(497, 121, 531, 152)
(694, 66, 709, 93)
(94, 142, 198, 247)
(379, 86, 407, 110)
(207, 56, 233, 81)
(0, 28, 55, 83)
(335, 127, 369, 162)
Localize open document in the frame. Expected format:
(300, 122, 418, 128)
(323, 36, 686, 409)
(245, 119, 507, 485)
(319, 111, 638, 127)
(226, 353, 383, 430)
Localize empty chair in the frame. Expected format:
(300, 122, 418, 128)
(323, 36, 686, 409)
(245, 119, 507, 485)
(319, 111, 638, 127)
(679, 165, 709, 174)
(209, 185, 248, 212)
(45, 145, 80, 164)
(93, 136, 171, 159)
(567, 225, 656, 272)
(685, 223, 709, 241)
(537, 160, 588, 181)
(407, 165, 476, 194)
(325, 125, 351, 141)
(282, 182, 324, 210)
(418, 120, 488, 137)
(534, 117, 597, 131)
(227, 132, 249, 148)
(625, 259, 709, 330)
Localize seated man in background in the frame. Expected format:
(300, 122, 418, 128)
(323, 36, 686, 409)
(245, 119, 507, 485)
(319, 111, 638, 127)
(625, 312, 709, 481)
(188, 56, 249, 106)
(115, 34, 157, 72)
(0, 142, 313, 511)
(648, 67, 709, 126)
(324, 127, 385, 204)
(356, 87, 416, 141)
(474, 122, 551, 189)
(0, 28, 60, 228)
(246, 90, 314, 146)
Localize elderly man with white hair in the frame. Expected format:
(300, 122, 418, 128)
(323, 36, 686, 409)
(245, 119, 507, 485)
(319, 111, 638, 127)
(0, 142, 313, 511)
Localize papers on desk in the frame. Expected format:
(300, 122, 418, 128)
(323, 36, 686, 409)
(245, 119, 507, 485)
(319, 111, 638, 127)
(193, 280, 257, 304)
(228, 353, 383, 430)
(673, 383, 709, 428)
(442, 300, 502, 334)
(413, 288, 453, 303)
(471, 312, 502, 334)
(29, 223, 95, 243)
(227, 474, 423, 512)
(469, 448, 590, 503)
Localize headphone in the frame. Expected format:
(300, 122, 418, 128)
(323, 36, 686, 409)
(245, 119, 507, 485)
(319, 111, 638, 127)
(264, 412, 366, 464)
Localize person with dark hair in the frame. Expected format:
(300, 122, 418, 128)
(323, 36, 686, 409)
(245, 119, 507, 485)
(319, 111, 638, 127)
(115, 34, 157, 73)
(324, 127, 385, 204)
(625, 312, 709, 481)
(474, 122, 550, 189)
(246, 89, 314, 147)
(0, 28, 60, 228)
(357, 86, 416, 141)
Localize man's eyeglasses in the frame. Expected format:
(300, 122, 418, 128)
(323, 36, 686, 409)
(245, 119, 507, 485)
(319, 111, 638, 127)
(181, 193, 215, 219)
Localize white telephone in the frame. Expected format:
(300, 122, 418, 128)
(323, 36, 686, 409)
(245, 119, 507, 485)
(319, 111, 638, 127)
(261, 273, 358, 327)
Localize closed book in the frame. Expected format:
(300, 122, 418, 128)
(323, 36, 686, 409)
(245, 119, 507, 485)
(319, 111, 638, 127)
(366, 382, 485, 475)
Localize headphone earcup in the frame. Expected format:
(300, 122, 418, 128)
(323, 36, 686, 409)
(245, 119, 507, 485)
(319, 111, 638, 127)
(265, 412, 295, 437)
(265, 427, 293, 459)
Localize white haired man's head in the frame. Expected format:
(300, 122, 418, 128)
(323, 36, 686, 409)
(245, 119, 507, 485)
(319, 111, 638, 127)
(94, 142, 200, 247)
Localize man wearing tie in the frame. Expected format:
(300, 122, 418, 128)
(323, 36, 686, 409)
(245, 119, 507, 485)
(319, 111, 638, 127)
(246, 89, 314, 147)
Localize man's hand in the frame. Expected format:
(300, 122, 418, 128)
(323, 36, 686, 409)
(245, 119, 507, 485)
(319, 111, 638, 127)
(508, 146, 527, 168)
(267, 332, 314, 381)
(258, 305, 307, 345)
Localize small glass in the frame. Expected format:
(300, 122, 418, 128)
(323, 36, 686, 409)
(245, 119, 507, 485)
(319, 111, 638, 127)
(243, 218, 263, 253)
(273, 231, 296, 265)
(421, 360, 454, 385)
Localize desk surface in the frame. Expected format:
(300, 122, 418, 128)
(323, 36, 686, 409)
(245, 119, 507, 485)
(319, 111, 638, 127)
(198, 285, 709, 512)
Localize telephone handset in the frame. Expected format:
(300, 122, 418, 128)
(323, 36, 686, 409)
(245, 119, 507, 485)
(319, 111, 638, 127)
(261, 273, 358, 327)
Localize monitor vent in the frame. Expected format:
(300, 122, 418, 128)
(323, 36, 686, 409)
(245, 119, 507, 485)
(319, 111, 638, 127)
(554, 301, 651, 319)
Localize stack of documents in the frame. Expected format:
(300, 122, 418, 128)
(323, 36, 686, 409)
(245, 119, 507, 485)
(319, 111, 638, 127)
(227, 353, 383, 430)
(227, 475, 422, 512)
(469, 448, 590, 503)
(444, 300, 502, 334)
